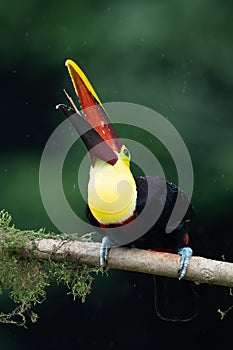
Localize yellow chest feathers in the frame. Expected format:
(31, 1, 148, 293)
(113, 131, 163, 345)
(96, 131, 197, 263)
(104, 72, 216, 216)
(88, 158, 137, 224)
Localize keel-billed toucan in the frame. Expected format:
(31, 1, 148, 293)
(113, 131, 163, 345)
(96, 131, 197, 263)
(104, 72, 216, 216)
(57, 59, 197, 321)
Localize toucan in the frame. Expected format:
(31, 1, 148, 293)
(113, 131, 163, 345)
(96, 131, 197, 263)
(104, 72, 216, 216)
(57, 59, 198, 321)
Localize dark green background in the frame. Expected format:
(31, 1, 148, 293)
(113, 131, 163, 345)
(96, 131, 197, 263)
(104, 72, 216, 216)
(1, 0, 233, 349)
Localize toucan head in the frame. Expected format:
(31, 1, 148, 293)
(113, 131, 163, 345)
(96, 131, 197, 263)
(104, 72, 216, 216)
(58, 59, 137, 225)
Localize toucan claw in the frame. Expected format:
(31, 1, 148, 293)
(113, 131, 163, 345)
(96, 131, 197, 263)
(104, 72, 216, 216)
(178, 247, 192, 280)
(100, 236, 111, 268)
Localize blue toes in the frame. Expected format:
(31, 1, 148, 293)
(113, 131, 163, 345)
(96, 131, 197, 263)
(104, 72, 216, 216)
(178, 247, 192, 280)
(100, 236, 111, 268)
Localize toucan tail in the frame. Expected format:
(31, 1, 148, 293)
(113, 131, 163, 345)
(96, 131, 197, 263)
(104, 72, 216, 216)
(153, 276, 198, 321)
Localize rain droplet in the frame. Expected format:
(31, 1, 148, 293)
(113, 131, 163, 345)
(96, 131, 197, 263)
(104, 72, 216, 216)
(182, 81, 187, 94)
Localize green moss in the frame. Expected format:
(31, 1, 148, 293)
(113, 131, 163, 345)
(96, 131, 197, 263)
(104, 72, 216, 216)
(53, 261, 93, 302)
(0, 210, 95, 327)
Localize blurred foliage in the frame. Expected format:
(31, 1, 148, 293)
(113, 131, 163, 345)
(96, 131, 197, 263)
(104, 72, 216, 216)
(1, 0, 232, 232)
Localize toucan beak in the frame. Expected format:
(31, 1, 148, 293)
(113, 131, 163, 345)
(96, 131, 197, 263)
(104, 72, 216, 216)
(56, 104, 118, 165)
(59, 59, 123, 165)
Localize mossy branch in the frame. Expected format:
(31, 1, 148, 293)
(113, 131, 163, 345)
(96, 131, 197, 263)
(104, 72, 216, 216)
(21, 237, 233, 287)
(0, 209, 232, 326)
(0, 210, 95, 327)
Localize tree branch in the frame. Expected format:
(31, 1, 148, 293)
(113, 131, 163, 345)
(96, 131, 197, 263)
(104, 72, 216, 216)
(18, 237, 233, 287)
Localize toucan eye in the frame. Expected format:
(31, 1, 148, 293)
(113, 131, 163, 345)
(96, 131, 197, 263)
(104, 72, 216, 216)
(123, 148, 129, 157)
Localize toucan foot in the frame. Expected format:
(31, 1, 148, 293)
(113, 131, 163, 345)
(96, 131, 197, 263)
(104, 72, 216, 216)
(100, 236, 111, 268)
(178, 247, 192, 280)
